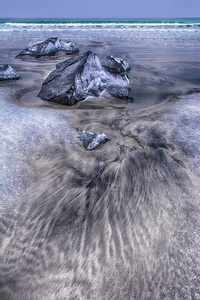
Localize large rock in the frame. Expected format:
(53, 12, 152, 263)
(77, 128, 110, 150)
(16, 37, 79, 58)
(38, 51, 130, 105)
(0, 65, 20, 81)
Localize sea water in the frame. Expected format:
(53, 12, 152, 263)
(0, 18, 200, 48)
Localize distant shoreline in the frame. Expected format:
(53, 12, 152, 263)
(1, 17, 200, 23)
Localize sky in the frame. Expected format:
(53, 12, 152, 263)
(1, 0, 200, 19)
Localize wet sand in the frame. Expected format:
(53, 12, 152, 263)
(1, 39, 200, 300)
(1, 37, 200, 109)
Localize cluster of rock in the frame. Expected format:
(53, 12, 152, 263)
(3, 37, 133, 150)
(16, 37, 79, 58)
(38, 51, 131, 105)
(0, 65, 20, 81)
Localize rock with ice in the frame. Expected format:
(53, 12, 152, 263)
(0, 65, 20, 81)
(38, 51, 130, 106)
(16, 37, 79, 58)
(104, 55, 130, 74)
(77, 128, 110, 150)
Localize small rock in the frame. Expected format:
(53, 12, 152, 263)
(16, 37, 79, 58)
(0, 65, 20, 81)
(104, 55, 130, 74)
(77, 128, 110, 150)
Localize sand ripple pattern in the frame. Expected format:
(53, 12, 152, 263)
(1, 91, 200, 299)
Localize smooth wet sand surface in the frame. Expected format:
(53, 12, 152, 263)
(1, 38, 200, 300)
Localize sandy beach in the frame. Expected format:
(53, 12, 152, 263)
(1, 20, 200, 300)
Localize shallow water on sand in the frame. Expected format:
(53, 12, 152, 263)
(0, 27, 200, 300)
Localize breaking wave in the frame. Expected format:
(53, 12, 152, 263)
(1, 20, 200, 32)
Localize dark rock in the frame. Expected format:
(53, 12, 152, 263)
(16, 37, 79, 58)
(38, 51, 130, 106)
(104, 55, 130, 74)
(77, 128, 110, 150)
(0, 65, 20, 81)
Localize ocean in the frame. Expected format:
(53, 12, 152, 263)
(0, 18, 200, 48)
(1, 17, 200, 27)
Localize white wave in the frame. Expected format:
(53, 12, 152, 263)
(2, 22, 200, 30)
(1, 26, 199, 33)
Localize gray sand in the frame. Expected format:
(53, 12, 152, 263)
(0, 38, 200, 300)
